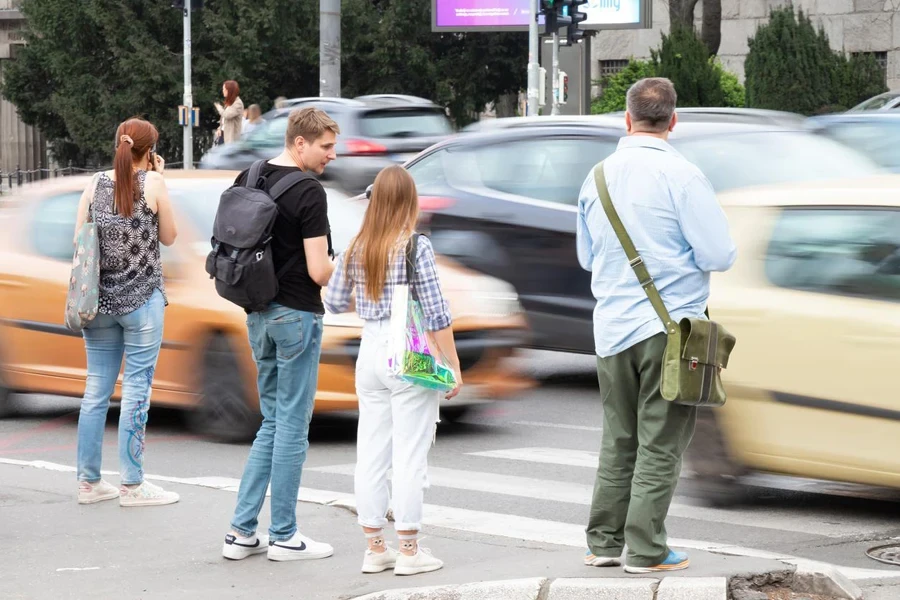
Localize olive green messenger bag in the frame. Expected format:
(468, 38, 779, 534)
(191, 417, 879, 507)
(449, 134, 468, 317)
(593, 163, 736, 408)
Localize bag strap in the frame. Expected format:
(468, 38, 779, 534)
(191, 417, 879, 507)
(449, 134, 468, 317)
(85, 172, 102, 224)
(592, 163, 677, 333)
(405, 233, 420, 301)
(247, 160, 267, 190)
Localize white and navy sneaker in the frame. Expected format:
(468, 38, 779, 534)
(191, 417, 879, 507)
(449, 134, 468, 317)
(222, 533, 270, 560)
(267, 531, 334, 562)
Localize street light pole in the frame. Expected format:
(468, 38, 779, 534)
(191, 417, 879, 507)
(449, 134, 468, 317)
(182, 2, 193, 170)
(526, 0, 540, 116)
(551, 30, 560, 115)
(319, 0, 341, 97)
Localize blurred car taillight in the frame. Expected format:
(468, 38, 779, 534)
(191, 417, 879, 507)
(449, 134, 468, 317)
(419, 196, 455, 211)
(345, 139, 388, 155)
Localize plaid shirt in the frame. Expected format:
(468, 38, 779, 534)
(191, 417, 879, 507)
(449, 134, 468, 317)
(324, 234, 452, 331)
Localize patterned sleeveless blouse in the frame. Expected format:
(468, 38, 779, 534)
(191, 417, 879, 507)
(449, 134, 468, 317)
(92, 171, 167, 315)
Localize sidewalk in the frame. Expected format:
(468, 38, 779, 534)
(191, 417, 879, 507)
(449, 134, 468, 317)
(2, 462, 859, 600)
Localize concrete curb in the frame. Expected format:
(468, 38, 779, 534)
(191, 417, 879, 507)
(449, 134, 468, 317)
(351, 565, 861, 600)
(351, 576, 733, 600)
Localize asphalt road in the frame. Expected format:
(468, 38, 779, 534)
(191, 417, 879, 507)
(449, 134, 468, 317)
(3, 350, 900, 599)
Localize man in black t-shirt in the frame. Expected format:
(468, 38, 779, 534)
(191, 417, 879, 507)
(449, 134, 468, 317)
(223, 107, 339, 563)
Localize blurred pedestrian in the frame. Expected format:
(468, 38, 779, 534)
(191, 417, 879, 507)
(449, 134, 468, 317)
(576, 78, 736, 573)
(214, 80, 244, 145)
(222, 107, 339, 562)
(274, 96, 288, 109)
(243, 104, 264, 136)
(74, 117, 179, 507)
(324, 165, 462, 576)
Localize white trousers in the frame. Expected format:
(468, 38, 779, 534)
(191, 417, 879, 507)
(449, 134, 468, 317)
(354, 319, 441, 531)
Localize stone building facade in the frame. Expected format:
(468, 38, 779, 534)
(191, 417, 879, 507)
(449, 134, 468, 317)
(591, 0, 900, 93)
(1, 0, 46, 177)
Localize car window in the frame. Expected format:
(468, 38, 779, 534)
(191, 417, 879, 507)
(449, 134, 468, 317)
(766, 208, 900, 302)
(850, 92, 900, 111)
(32, 191, 82, 260)
(817, 121, 900, 171)
(672, 131, 883, 193)
(473, 138, 618, 205)
(360, 109, 452, 138)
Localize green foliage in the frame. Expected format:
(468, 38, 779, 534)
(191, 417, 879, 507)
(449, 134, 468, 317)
(651, 25, 724, 107)
(1, 0, 526, 166)
(591, 32, 743, 114)
(591, 59, 656, 114)
(745, 6, 887, 115)
(713, 60, 745, 108)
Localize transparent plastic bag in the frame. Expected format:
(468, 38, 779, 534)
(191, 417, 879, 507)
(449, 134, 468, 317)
(386, 236, 457, 393)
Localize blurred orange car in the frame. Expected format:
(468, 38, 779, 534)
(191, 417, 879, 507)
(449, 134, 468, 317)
(0, 171, 530, 441)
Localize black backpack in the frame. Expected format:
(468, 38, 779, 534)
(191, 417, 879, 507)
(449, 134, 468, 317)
(205, 160, 315, 312)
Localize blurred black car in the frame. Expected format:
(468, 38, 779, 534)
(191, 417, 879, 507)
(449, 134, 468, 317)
(807, 113, 900, 173)
(199, 94, 453, 194)
(405, 116, 884, 354)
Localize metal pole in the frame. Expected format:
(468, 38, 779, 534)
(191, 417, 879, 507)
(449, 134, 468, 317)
(183, 2, 194, 170)
(319, 0, 341, 97)
(551, 31, 560, 115)
(526, 0, 540, 116)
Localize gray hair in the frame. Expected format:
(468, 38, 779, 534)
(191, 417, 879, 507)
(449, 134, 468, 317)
(626, 77, 677, 133)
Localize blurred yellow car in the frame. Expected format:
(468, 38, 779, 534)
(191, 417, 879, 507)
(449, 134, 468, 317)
(0, 171, 530, 441)
(687, 176, 900, 504)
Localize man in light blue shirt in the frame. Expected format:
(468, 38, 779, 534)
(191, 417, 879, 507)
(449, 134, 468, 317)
(578, 78, 736, 574)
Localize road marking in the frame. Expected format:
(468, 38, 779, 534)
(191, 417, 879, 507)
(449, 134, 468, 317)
(468, 446, 599, 468)
(308, 463, 889, 538)
(56, 567, 100, 572)
(4, 457, 900, 581)
(511, 421, 603, 432)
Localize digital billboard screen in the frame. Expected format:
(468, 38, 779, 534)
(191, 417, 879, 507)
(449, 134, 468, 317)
(431, 0, 649, 32)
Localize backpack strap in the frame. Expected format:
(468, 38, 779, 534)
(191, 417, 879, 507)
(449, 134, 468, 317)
(247, 160, 268, 190)
(268, 171, 316, 201)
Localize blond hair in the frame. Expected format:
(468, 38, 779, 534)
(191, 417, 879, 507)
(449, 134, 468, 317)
(344, 166, 419, 303)
(285, 107, 341, 146)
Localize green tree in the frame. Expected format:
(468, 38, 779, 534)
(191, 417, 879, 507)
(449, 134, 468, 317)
(744, 7, 885, 114)
(651, 26, 725, 107)
(713, 60, 745, 108)
(2, 0, 526, 166)
(591, 59, 656, 114)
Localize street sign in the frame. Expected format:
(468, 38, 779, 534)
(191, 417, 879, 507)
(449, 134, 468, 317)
(431, 0, 650, 32)
(178, 106, 200, 128)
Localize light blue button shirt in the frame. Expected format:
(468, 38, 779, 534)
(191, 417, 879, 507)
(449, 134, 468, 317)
(576, 135, 737, 358)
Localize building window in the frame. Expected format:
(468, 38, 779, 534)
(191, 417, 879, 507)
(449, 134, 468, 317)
(599, 59, 629, 79)
(852, 51, 888, 83)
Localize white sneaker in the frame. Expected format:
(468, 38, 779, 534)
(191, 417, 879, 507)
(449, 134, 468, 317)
(222, 533, 270, 560)
(267, 531, 334, 562)
(394, 546, 443, 576)
(119, 481, 180, 507)
(78, 480, 120, 505)
(362, 545, 399, 573)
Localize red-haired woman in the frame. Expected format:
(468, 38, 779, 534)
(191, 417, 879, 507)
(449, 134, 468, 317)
(73, 117, 179, 507)
(214, 80, 244, 145)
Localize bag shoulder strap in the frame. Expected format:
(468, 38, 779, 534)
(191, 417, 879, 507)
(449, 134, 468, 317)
(268, 171, 316, 201)
(592, 163, 677, 333)
(85, 172, 102, 223)
(405, 233, 420, 301)
(247, 160, 267, 190)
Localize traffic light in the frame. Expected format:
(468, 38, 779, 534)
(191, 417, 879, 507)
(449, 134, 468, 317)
(565, 0, 588, 45)
(541, 0, 572, 35)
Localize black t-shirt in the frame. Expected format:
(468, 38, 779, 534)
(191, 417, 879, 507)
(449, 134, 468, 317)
(234, 163, 329, 314)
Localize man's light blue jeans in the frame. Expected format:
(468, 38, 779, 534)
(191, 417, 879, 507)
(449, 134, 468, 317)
(77, 288, 165, 485)
(230, 304, 323, 542)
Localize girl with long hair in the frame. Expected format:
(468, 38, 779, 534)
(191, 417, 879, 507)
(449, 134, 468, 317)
(325, 165, 461, 576)
(73, 117, 178, 507)
(214, 80, 244, 145)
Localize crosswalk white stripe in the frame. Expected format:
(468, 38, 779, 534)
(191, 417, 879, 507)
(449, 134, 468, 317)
(468, 447, 599, 468)
(307, 463, 886, 538)
(3, 457, 899, 581)
(511, 421, 603, 432)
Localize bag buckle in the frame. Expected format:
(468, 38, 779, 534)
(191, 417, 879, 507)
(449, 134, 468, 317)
(255, 251, 264, 262)
(629, 257, 644, 268)
(689, 357, 699, 371)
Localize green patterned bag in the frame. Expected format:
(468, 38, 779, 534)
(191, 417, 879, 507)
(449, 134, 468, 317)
(65, 173, 101, 332)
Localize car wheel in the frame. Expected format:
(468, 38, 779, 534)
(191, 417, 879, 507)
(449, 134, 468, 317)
(685, 407, 749, 508)
(188, 334, 260, 443)
(440, 406, 471, 423)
